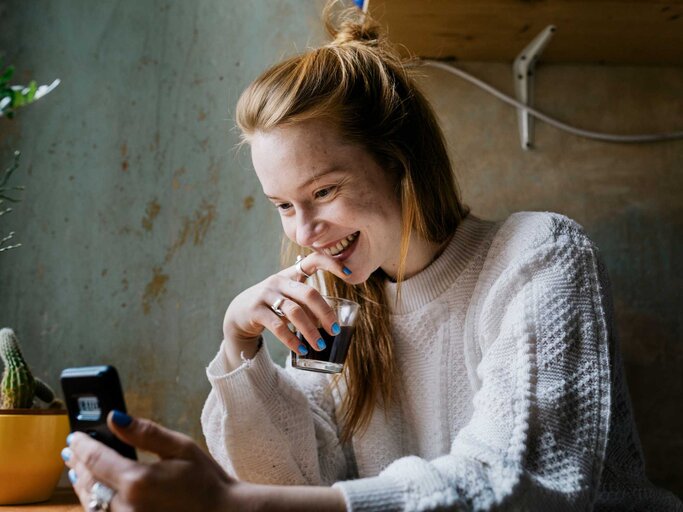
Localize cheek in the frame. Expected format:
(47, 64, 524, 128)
(282, 222, 296, 243)
(281, 218, 297, 243)
(353, 193, 401, 230)
(340, 190, 384, 224)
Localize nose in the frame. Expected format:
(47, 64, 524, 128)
(294, 206, 324, 248)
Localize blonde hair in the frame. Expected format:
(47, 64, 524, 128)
(236, 1, 468, 442)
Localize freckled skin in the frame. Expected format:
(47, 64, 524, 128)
(251, 119, 405, 284)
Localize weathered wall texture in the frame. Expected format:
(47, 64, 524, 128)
(0, 0, 323, 453)
(1, 0, 681, 498)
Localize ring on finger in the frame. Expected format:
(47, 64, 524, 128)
(295, 255, 312, 279)
(88, 481, 116, 512)
(270, 297, 286, 317)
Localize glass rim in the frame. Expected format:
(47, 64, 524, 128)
(321, 295, 360, 309)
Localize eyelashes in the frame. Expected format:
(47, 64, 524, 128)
(314, 185, 336, 199)
(274, 185, 339, 213)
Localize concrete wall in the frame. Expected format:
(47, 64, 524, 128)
(1, 0, 681, 498)
(0, 0, 324, 463)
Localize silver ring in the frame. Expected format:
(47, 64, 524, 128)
(270, 297, 286, 317)
(88, 481, 115, 512)
(295, 255, 312, 279)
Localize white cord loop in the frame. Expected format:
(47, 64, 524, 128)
(417, 59, 683, 143)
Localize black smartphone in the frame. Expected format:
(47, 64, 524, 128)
(60, 365, 137, 460)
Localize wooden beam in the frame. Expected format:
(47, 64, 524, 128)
(370, 0, 683, 65)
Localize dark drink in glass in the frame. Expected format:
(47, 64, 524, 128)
(291, 297, 359, 374)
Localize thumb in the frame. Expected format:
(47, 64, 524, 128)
(107, 410, 197, 460)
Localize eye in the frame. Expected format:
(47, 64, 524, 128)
(275, 202, 292, 212)
(314, 186, 336, 199)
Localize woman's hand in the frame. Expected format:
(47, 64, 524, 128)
(62, 411, 347, 512)
(222, 252, 352, 365)
(62, 411, 237, 512)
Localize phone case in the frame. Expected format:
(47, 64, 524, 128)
(60, 365, 137, 460)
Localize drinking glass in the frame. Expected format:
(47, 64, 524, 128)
(291, 296, 360, 374)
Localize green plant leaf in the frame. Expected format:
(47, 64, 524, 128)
(11, 88, 25, 109)
(26, 81, 37, 103)
(0, 65, 14, 85)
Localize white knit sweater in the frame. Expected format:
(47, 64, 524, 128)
(201, 212, 682, 511)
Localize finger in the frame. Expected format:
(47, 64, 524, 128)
(253, 305, 308, 355)
(278, 297, 327, 352)
(69, 462, 126, 512)
(286, 252, 352, 283)
(280, 284, 317, 320)
(61, 445, 90, 504)
(68, 463, 97, 510)
(277, 278, 339, 337)
(106, 411, 199, 461)
(62, 447, 93, 491)
(68, 431, 137, 490)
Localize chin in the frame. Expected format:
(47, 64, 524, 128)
(338, 262, 377, 286)
(344, 272, 370, 286)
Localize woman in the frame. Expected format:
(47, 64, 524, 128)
(63, 4, 682, 511)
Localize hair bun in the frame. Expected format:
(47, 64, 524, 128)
(324, 2, 383, 47)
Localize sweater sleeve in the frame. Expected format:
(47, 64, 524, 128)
(333, 229, 613, 511)
(200, 339, 350, 486)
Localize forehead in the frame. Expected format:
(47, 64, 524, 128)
(250, 119, 367, 195)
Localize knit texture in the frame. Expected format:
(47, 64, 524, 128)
(201, 212, 682, 511)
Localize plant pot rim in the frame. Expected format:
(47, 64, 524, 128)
(0, 408, 67, 415)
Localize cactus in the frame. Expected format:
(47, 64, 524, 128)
(0, 328, 63, 409)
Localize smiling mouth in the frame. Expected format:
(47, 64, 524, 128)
(321, 231, 360, 257)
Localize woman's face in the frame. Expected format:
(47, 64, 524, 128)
(250, 118, 404, 284)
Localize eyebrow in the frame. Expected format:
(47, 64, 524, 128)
(265, 167, 342, 201)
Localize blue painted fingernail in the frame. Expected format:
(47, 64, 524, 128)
(332, 322, 341, 335)
(342, 266, 352, 275)
(66, 433, 74, 446)
(61, 447, 72, 462)
(298, 344, 309, 355)
(68, 468, 77, 484)
(112, 409, 133, 427)
(316, 338, 326, 350)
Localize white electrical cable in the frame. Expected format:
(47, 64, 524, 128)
(417, 59, 683, 143)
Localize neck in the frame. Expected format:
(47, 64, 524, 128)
(381, 233, 452, 282)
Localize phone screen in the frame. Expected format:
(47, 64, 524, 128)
(60, 365, 137, 460)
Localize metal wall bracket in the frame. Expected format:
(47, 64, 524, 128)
(513, 25, 556, 150)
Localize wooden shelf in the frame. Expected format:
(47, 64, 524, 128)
(370, 0, 683, 65)
(0, 488, 80, 511)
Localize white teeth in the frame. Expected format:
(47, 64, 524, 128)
(326, 232, 359, 256)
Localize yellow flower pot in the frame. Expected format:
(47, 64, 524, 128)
(0, 409, 70, 504)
